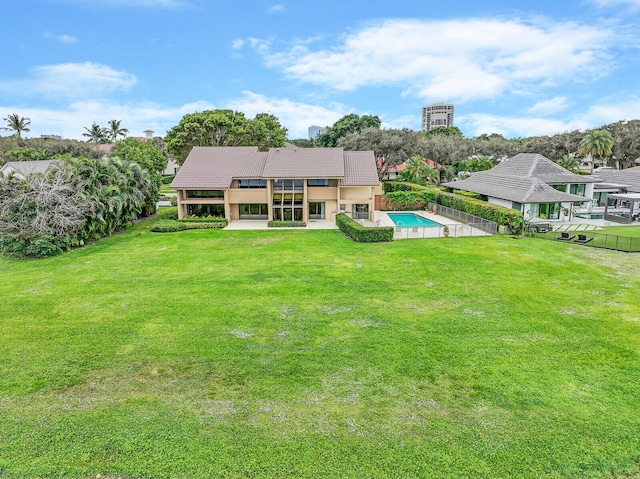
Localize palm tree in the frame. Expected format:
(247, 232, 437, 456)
(107, 119, 128, 143)
(82, 122, 108, 144)
(556, 155, 579, 173)
(2, 114, 31, 140)
(465, 156, 494, 173)
(579, 129, 614, 173)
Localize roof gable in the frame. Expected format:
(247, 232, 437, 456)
(262, 147, 345, 178)
(494, 153, 598, 184)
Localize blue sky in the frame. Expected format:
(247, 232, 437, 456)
(2, 0, 640, 141)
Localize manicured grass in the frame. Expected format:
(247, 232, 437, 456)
(1, 221, 639, 478)
(599, 224, 640, 237)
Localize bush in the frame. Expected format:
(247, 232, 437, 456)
(268, 221, 306, 227)
(437, 190, 525, 233)
(179, 215, 227, 226)
(384, 190, 438, 210)
(336, 214, 393, 242)
(162, 174, 176, 184)
(150, 221, 187, 233)
(156, 208, 178, 220)
(150, 218, 227, 232)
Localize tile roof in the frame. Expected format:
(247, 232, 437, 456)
(592, 168, 640, 193)
(170, 147, 264, 189)
(493, 153, 599, 184)
(341, 151, 380, 186)
(0, 160, 59, 177)
(442, 153, 591, 203)
(444, 173, 588, 203)
(262, 147, 345, 178)
(170, 146, 379, 189)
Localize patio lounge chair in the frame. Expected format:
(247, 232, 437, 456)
(574, 234, 594, 244)
(557, 232, 575, 241)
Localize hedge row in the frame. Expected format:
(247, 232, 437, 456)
(437, 190, 525, 233)
(150, 220, 227, 233)
(178, 215, 227, 227)
(268, 221, 306, 227)
(336, 214, 393, 242)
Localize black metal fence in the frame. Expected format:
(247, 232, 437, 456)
(427, 202, 498, 235)
(529, 230, 640, 253)
(392, 222, 495, 239)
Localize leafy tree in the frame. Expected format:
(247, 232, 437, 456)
(2, 114, 31, 140)
(83, 122, 108, 144)
(401, 156, 439, 185)
(603, 120, 640, 169)
(464, 156, 494, 173)
(112, 138, 167, 213)
(165, 109, 286, 164)
(247, 113, 288, 151)
(556, 155, 580, 173)
(337, 127, 425, 180)
(424, 126, 463, 137)
(106, 119, 129, 143)
(316, 114, 381, 147)
(288, 138, 315, 148)
(579, 129, 614, 173)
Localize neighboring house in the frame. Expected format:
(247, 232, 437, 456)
(442, 153, 597, 221)
(591, 167, 640, 223)
(0, 160, 58, 179)
(164, 158, 180, 175)
(170, 146, 381, 223)
(379, 158, 442, 181)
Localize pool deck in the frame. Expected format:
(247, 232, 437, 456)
(375, 211, 489, 239)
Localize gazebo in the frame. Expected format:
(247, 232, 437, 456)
(604, 193, 640, 224)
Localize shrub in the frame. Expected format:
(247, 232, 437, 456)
(150, 221, 187, 233)
(336, 214, 393, 242)
(384, 190, 438, 210)
(268, 221, 306, 228)
(156, 208, 179, 220)
(179, 215, 227, 226)
(180, 222, 226, 230)
(162, 174, 176, 184)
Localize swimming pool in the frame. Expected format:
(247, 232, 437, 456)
(388, 213, 442, 227)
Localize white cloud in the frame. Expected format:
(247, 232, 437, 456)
(0, 100, 214, 140)
(460, 96, 640, 138)
(527, 96, 569, 114)
(226, 91, 347, 138)
(267, 4, 286, 14)
(0, 62, 137, 99)
(250, 18, 615, 103)
(589, 0, 640, 7)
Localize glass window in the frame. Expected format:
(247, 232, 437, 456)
(187, 204, 225, 217)
(294, 208, 303, 221)
(283, 208, 293, 221)
(186, 190, 224, 198)
(273, 208, 282, 221)
(552, 184, 567, 192)
(570, 184, 586, 196)
(308, 179, 330, 187)
(294, 194, 303, 205)
(273, 179, 283, 190)
(294, 179, 304, 190)
(238, 179, 267, 188)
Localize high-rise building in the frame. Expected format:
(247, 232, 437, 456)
(421, 103, 454, 131)
(308, 125, 328, 140)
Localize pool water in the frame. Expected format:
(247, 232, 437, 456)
(388, 213, 442, 227)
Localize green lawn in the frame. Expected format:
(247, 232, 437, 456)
(1, 219, 639, 478)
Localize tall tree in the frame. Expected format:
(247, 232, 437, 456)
(107, 119, 129, 143)
(82, 123, 108, 144)
(165, 109, 286, 164)
(2, 114, 31, 140)
(579, 129, 614, 173)
(424, 126, 463, 137)
(337, 127, 425, 180)
(315, 114, 381, 147)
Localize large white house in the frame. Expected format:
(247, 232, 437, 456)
(442, 153, 597, 221)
